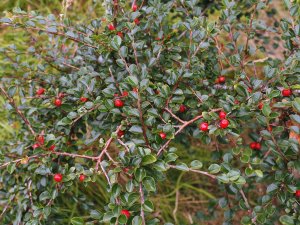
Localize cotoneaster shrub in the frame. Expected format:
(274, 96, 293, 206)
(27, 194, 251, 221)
(1, 0, 300, 224)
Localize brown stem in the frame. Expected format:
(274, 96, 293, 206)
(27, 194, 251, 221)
(137, 91, 150, 146)
(0, 85, 36, 136)
(51, 151, 97, 160)
(164, 107, 186, 124)
(139, 183, 146, 225)
(25, 27, 97, 49)
(168, 165, 216, 179)
(95, 126, 122, 171)
(157, 108, 222, 156)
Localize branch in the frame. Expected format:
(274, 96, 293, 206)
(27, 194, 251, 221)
(25, 27, 98, 49)
(157, 108, 222, 156)
(51, 151, 97, 160)
(168, 165, 216, 180)
(0, 86, 36, 136)
(0, 154, 47, 169)
(71, 105, 99, 127)
(95, 126, 122, 171)
(239, 189, 250, 209)
(117, 139, 130, 152)
(164, 107, 185, 124)
(139, 183, 146, 225)
(137, 91, 150, 147)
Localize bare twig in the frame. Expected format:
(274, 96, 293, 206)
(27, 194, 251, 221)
(117, 139, 130, 152)
(95, 126, 122, 171)
(51, 151, 97, 160)
(137, 91, 150, 147)
(139, 183, 146, 225)
(0, 154, 46, 169)
(25, 27, 97, 49)
(0, 86, 36, 136)
(239, 190, 250, 209)
(164, 108, 186, 124)
(168, 165, 216, 180)
(157, 108, 222, 156)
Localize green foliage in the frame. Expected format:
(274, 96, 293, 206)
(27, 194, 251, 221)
(1, 0, 300, 224)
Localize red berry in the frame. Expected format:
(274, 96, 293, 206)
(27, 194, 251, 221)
(80, 97, 88, 103)
(123, 167, 130, 173)
(132, 4, 138, 11)
(49, 145, 56, 151)
(54, 98, 62, 107)
(117, 32, 123, 38)
(117, 130, 125, 138)
(295, 190, 300, 197)
(199, 122, 209, 132)
(159, 132, 167, 139)
(133, 87, 138, 93)
(114, 99, 124, 108)
(267, 126, 272, 132)
(58, 92, 65, 99)
(218, 76, 226, 84)
(282, 89, 292, 97)
(250, 142, 256, 150)
(179, 104, 186, 113)
(53, 173, 63, 183)
(155, 89, 160, 95)
(248, 88, 252, 93)
(32, 143, 40, 149)
(36, 88, 45, 95)
(134, 18, 140, 25)
(122, 91, 129, 97)
(121, 209, 131, 219)
(219, 111, 226, 119)
(258, 102, 263, 110)
(79, 174, 85, 182)
(255, 142, 261, 150)
(155, 36, 164, 41)
(37, 135, 45, 145)
(220, 119, 229, 129)
(250, 142, 261, 150)
(108, 24, 115, 31)
(234, 99, 239, 105)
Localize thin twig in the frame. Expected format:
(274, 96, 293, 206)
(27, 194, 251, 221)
(51, 151, 97, 160)
(239, 190, 250, 209)
(164, 108, 186, 124)
(95, 126, 122, 171)
(168, 165, 216, 180)
(139, 183, 146, 225)
(137, 91, 150, 147)
(117, 139, 130, 152)
(0, 85, 36, 136)
(157, 108, 222, 156)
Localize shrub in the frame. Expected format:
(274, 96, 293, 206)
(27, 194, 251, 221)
(1, 0, 300, 224)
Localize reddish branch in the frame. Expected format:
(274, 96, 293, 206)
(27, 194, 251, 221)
(164, 107, 185, 124)
(0, 154, 47, 169)
(95, 126, 122, 172)
(157, 108, 222, 156)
